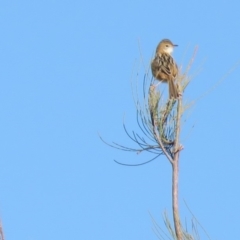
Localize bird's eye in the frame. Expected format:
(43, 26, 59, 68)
(166, 44, 169, 47)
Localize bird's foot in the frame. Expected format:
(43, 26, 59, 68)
(174, 145, 184, 153)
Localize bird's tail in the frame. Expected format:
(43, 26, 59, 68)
(168, 78, 178, 99)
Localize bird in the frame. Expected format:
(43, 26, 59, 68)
(151, 39, 179, 99)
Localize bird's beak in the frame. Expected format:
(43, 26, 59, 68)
(173, 44, 178, 47)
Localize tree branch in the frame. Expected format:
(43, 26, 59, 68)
(172, 96, 183, 240)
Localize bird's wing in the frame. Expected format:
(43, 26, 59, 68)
(151, 57, 162, 76)
(151, 54, 178, 79)
(160, 54, 174, 76)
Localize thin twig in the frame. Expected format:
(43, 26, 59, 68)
(153, 115, 174, 164)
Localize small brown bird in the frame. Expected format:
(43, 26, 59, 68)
(151, 39, 179, 99)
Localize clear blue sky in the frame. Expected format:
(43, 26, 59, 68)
(0, 1, 240, 239)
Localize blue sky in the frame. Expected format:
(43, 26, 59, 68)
(0, 0, 240, 239)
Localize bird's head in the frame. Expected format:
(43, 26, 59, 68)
(156, 39, 178, 55)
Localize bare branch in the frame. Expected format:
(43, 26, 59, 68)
(0, 222, 4, 240)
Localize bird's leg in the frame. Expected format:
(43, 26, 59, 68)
(153, 80, 162, 88)
(176, 83, 182, 99)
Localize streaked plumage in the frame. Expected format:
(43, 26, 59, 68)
(151, 39, 179, 99)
